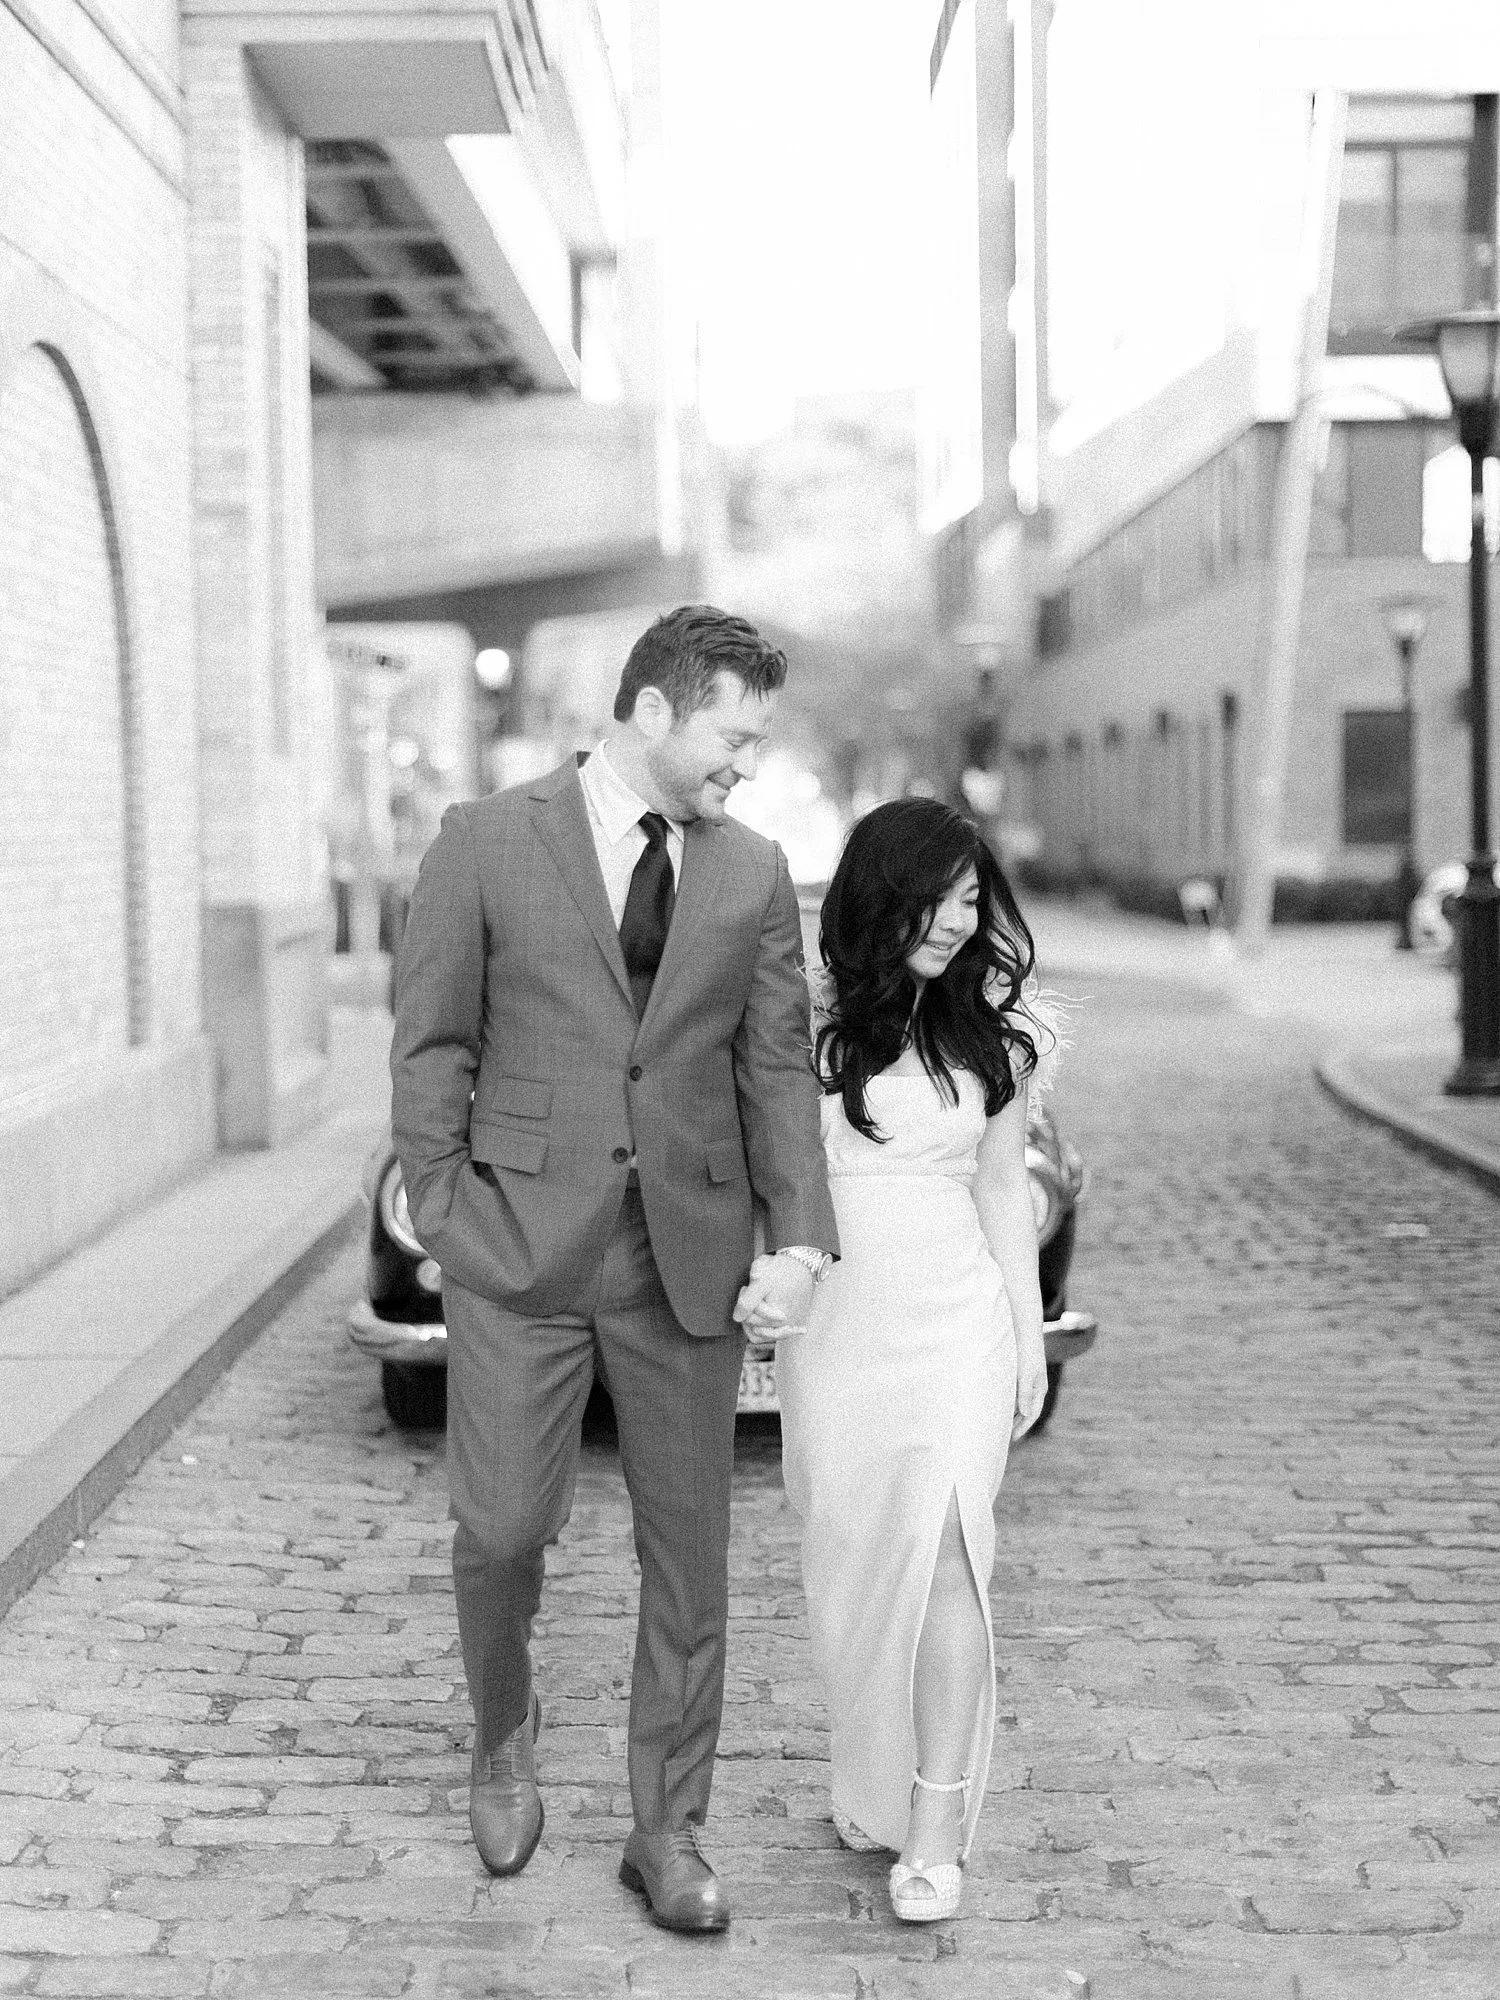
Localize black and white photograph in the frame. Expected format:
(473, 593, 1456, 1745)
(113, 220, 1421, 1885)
(1, 0, 1499, 1994)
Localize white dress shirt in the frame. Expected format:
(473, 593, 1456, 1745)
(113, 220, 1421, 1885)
(578, 742, 685, 926)
(576, 743, 823, 1279)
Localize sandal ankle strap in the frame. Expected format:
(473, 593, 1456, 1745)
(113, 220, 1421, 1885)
(912, 1772, 968, 1795)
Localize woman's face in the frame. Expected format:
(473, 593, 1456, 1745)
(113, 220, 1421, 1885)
(906, 866, 981, 984)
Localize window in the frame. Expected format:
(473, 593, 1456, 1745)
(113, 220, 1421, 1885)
(1309, 426, 1350, 556)
(1336, 121, 1472, 342)
(1037, 591, 1071, 658)
(1339, 148, 1395, 234)
(1044, 435, 1258, 657)
(1342, 710, 1409, 846)
(1330, 101, 1473, 344)
(1221, 443, 1247, 567)
(1311, 423, 1426, 559)
(1396, 146, 1466, 237)
(1347, 424, 1424, 558)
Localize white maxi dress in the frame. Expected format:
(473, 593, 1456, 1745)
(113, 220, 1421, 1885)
(777, 1066, 1019, 1857)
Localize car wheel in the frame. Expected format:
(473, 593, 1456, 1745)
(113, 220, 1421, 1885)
(381, 1361, 446, 1430)
(1027, 1362, 1064, 1438)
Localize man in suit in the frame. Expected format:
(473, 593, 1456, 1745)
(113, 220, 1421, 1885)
(391, 606, 839, 1933)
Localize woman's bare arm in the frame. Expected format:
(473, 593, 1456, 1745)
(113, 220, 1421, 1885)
(973, 1080, 1049, 1437)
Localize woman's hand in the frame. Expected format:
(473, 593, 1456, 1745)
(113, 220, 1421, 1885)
(733, 1253, 812, 1341)
(1012, 1332, 1048, 1439)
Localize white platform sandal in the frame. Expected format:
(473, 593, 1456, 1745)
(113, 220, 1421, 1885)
(833, 1806, 887, 1853)
(888, 1773, 968, 1923)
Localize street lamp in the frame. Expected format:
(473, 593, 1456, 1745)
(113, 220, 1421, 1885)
(1379, 595, 1436, 951)
(1397, 309, 1500, 1094)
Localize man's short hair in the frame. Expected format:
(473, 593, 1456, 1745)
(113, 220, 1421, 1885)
(613, 605, 788, 723)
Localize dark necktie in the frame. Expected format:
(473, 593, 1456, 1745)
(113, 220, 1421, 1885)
(618, 812, 676, 1018)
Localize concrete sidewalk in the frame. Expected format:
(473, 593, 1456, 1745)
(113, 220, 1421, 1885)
(1316, 1042, 1500, 1195)
(0, 1006, 392, 1612)
(1026, 895, 1500, 1196)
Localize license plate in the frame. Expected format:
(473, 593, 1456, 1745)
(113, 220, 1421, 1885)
(736, 1353, 780, 1415)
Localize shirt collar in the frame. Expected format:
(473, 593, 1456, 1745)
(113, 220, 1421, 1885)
(584, 742, 683, 847)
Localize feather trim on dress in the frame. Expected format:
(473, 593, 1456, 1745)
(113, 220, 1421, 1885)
(1009, 975, 1070, 1098)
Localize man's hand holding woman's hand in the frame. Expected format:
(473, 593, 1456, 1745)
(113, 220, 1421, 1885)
(733, 1252, 815, 1340)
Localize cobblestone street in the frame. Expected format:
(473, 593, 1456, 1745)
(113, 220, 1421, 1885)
(2, 967, 1499, 1999)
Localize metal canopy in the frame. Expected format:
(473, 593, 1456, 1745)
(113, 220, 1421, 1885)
(305, 141, 530, 395)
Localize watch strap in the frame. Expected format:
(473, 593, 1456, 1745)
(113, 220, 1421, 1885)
(775, 1245, 833, 1281)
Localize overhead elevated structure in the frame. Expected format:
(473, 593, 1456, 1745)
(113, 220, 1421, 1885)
(184, 0, 619, 396)
(183, 0, 546, 137)
(171, 0, 648, 1156)
(193, 0, 668, 620)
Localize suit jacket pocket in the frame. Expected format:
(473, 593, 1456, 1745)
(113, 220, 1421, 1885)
(487, 1077, 553, 1119)
(471, 1119, 548, 1175)
(705, 1139, 746, 1184)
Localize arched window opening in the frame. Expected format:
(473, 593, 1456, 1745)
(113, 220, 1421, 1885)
(38, 344, 150, 1046)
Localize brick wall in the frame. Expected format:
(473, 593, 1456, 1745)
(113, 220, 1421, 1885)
(0, 0, 214, 1291)
(1009, 555, 1476, 896)
(1, 3, 202, 1065)
(0, 348, 131, 1100)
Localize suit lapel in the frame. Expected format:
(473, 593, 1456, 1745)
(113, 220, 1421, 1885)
(529, 765, 634, 1010)
(642, 815, 731, 1027)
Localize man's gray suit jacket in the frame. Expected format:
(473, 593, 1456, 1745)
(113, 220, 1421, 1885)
(390, 758, 839, 1338)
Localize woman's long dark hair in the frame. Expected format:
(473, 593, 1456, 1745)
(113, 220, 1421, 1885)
(816, 798, 1037, 1142)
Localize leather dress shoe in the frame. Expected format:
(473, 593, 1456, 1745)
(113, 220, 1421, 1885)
(470, 1692, 542, 1877)
(618, 1824, 731, 1933)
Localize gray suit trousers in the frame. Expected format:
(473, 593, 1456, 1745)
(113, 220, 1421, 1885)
(445, 1184, 746, 1835)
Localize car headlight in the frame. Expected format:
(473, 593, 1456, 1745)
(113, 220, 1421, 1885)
(378, 1161, 424, 1257)
(1025, 1146, 1063, 1246)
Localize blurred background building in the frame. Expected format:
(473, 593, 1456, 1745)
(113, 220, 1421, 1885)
(0, 0, 681, 1295)
(926, 1, 1500, 922)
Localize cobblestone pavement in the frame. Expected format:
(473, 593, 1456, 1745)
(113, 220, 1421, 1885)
(2, 972, 1499, 1999)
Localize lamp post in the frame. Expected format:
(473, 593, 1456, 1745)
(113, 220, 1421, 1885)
(1379, 595, 1435, 950)
(1397, 309, 1500, 1094)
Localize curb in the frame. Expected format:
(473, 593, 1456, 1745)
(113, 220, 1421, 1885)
(1315, 1050, 1500, 1199)
(0, 1195, 362, 1617)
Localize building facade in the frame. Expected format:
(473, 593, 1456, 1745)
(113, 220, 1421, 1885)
(2, 0, 213, 1295)
(1, 0, 648, 1298)
(927, 1, 1500, 918)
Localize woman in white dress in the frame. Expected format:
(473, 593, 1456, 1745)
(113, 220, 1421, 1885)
(766, 799, 1051, 1925)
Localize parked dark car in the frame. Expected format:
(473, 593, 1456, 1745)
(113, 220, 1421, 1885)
(350, 1102, 1097, 1434)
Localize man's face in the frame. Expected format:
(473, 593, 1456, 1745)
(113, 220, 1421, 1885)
(643, 672, 776, 823)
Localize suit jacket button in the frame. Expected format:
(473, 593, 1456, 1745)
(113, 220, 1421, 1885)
(612, 1146, 629, 1164)
(628, 1064, 643, 1081)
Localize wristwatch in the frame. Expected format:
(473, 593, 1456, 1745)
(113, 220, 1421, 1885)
(775, 1245, 834, 1283)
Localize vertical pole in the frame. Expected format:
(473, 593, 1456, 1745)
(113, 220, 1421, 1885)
(1468, 446, 1491, 864)
(1396, 637, 1417, 950)
(1466, 94, 1498, 307)
(1448, 437, 1500, 1091)
(1441, 92, 1500, 1089)
(349, 674, 394, 1008)
(1232, 90, 1347, 955)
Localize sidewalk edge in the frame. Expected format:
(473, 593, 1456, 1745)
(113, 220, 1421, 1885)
(0, 1193, 362, 1617)
(1315, 1051, 1500, 1197)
